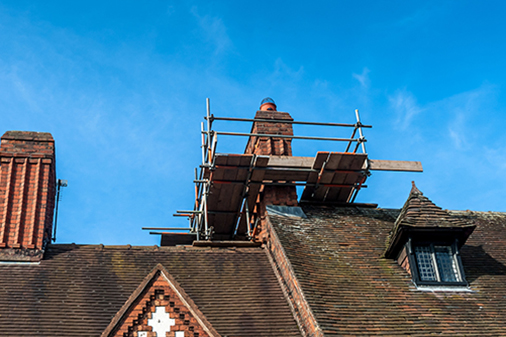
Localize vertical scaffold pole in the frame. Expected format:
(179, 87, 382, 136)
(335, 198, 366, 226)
(355, 109, 367, 154)
(204, 98, 211, 240)
(203, 190, 209, 239)
(201, 122, 206, 166)
(245, 198, 252, 238)
(206, 98, 212, 164)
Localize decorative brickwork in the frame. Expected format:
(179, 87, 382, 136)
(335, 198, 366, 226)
(104, 264, 219, 337)
(0, 131, 56, 261)
(245, 110, 294, 157)
(245, 109, 298, 236)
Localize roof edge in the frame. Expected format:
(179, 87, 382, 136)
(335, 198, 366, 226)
(264, 213, 324, 337)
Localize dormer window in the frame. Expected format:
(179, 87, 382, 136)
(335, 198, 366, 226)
(409, 240, 467, 286)
(415, 244, 460, 282)
(384, 182, 476, 290)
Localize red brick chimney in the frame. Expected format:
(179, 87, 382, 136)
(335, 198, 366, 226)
(0, 131, 56, 261)
(245, 98, 298, 207)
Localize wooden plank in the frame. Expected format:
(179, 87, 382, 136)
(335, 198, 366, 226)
(301, 152, 329, 201)
(211, 213, 236, 235)
(250, 156, 269, 182)
(366, 159, 423, 172)
(324, 152, 344, 170)
(214, 154, 229, 166)
(237, 155, 270, 235)
(247, 157, 269, 211)
(229, 182, 245, 211)
(206, 183, 221, 210)
(262, 170, 309, 182)
(267, 155, 314, 168)
(327, 172, 363, 202)
(322, 154, 366, 201)
(235, 155, 253, 181)
(211, 167, 226, 181)
(221, 156, 240, 182)
(239, 154, 254, 167)
(312, 153, 344, 200)
(325, 172, 350, 201)
(215, 184, 239, 211)
(225, 154, 243, 167)
(344, 153, 367, 170)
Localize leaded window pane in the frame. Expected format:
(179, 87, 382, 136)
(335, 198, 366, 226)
(414, 246, 437, 281)
(435, 246, 460, 282)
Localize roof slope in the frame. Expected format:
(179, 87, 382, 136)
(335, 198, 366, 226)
(270, 205, 506, 336)
(393, 182, 471, 229)
(384, 183, 476, 257)
(0, 245, 300, 337)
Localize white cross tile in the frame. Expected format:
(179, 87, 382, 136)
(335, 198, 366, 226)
(147, 306, 175, 337)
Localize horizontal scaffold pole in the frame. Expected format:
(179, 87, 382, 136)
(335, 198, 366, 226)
(142, 227, 191, 230)
(210, 180, 368, 188)
(206, 116, 372, 128)
(149, 231, 198, 235)
(210, 131, 364, 142)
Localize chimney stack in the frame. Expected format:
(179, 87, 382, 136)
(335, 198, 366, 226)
(245, 98, 293, 157)
(245, 98, 298, 207)
(0, 131, 56, 261)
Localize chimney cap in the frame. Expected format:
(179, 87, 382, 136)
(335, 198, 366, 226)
(260, 97, 277, 111)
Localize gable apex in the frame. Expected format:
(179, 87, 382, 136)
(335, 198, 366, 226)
(102, 263, 220, 337)
(394, 181, 470, 229)
(385, 182, 476, 258)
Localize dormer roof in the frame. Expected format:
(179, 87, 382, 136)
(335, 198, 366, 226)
(384, 182, 476, 258)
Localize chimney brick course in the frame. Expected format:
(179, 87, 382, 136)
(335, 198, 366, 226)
(244, 110, 294, 157)
(245, 104, 299, 241)
(0, 131, 56, 261)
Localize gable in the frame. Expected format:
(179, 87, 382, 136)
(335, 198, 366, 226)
(102, 264, 219, 337)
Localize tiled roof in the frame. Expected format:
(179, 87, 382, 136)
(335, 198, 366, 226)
(0, 244, 300, 337)
(393, 182, 471, 229)
(269, 205, 506, 336)
(384, 183, 476, 257)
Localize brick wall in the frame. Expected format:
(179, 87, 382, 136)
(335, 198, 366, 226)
(0, 131, 56, 260)
(111, 272, 210, 337)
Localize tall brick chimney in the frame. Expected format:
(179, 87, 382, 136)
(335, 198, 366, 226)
(245, 98, 298, 206)
(0, 131, 56, 261)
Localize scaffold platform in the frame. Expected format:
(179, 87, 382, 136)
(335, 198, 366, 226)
(144, 99, 423, 242)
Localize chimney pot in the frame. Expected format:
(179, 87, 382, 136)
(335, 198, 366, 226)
(260, 97, 277, 111)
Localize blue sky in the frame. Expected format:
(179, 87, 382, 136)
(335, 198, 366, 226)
(1, 1, 505, 245)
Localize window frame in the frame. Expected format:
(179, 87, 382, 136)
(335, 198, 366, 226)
(406, 238, 468, 287)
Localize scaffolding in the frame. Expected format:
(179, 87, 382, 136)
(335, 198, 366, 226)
(146, 99, 422, 241)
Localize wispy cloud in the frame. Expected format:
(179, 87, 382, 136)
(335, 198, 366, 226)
(435, 84, 497, 150)
(190, 7, 232, 55)
(396, 8, 431, 27)
(388, 89, 424, 130)
(352, 67, 370, 88)
(271, 58, 304, 81)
